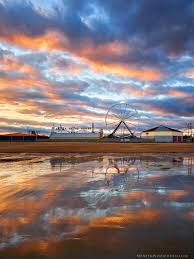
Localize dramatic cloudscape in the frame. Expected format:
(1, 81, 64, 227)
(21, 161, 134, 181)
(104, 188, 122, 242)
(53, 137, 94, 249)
(0, 0, 194, 133)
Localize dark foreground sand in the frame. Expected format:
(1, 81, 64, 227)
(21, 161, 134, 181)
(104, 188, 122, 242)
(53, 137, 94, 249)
(0, 142, 194, 153)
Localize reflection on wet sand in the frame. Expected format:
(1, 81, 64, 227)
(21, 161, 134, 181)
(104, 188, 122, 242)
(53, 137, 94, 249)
(0, 153, 194, 258)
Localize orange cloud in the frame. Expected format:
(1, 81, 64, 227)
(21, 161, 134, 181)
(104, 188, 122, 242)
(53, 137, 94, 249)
(77, 40, 129, 58)
(168, 89, 188, 98)
(122, 191, 156, 204)
(121, 85, 159, 97)
(68, 40, 163, 80)
(89, 209, 161, 229)
(0, 54, 36, 75)
(48, 215, 83, 225)
(0, 77, 49, 90)
(168, 190, 188, 200)
(143, 104, 168, 116)
(0, 31, 163, 81)
(184, 68, 194, 78)
(0, 31, 65, 51)
(84, 60, 162, 81)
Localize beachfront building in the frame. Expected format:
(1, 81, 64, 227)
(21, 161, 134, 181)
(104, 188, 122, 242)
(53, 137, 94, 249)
(141, 125, 183, 142)
(50, 131, 101, 140)
(0, 132, 48, 141)
(49, 124, 103, 141)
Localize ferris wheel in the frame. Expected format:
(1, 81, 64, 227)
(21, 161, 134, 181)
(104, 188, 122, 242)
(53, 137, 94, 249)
(105, 102, 139, 138)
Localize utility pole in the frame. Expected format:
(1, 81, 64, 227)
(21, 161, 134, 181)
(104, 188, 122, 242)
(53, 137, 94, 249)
(189, 122, 192, 140)
(92, 122, 95, 133)
(186, 122, 189, 142)
(186, 122, 193, 142)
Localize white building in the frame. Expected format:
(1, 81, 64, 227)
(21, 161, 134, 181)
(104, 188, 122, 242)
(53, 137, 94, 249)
(49, 124, 103, 140)
(50, 132, 101, 140)
(141, 125, 183, 142)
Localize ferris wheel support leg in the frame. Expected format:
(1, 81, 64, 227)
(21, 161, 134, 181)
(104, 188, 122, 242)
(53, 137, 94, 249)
(108, 121, 122, 137)
(122, 121, 134, 137)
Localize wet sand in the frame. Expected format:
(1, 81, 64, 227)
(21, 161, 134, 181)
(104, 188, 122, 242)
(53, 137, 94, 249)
(0, 141, 194, 153)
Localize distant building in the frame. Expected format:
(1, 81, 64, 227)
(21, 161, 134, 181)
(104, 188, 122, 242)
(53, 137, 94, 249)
(49, 124, 103, 140)
(141, 125, 183, 142)
(0, 132, 48, 141)
(50, 132, 101, 140)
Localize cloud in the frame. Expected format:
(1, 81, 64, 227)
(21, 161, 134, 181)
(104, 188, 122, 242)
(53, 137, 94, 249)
(0, 52, 36, 76)
(0, 1, 166, 81)
(1, 0, 194, 58)
(184, 68, 194, 79)
(0, 0, 194, 132)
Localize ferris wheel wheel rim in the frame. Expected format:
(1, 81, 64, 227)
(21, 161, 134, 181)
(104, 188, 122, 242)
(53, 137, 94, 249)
(105, 102, 139, 136)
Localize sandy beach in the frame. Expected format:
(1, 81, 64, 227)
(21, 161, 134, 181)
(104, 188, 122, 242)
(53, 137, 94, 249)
(0, 142, 194, 153)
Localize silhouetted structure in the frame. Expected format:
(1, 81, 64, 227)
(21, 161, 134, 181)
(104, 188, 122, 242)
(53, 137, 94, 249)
(0, 132, 48, 141)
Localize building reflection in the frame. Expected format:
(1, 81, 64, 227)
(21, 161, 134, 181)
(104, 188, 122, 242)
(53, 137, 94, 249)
(50, 155, 103, 168)
(186, 157, 193, 176)
(140, 156, 183, 170)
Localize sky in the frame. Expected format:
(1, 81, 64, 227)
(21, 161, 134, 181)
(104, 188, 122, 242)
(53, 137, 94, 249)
(0, 0, 194, 134)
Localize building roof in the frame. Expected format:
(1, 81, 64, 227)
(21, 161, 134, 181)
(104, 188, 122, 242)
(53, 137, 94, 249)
(0, 132, 47, 137)
(142, 125, 182, 133)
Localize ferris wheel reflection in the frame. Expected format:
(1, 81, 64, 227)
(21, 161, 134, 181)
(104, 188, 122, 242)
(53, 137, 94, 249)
(104, 157, 140, 188)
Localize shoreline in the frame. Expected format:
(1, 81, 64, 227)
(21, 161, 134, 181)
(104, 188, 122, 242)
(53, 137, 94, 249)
(0, 142, 194, 153)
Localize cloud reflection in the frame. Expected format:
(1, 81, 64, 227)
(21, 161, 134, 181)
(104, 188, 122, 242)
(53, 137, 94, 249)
(0, 154, 194, 257)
